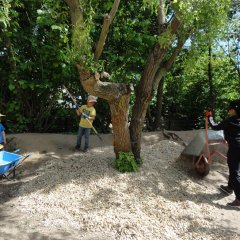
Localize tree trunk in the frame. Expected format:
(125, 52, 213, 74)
(153, 77, 164, 130)
(130, 17, 181, 161)
(129, 43, 165, 161)
(130, 23, 189, 160)
(109, 95, 131, 158)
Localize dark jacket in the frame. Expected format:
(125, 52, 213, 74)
(208, 115, 240, 151)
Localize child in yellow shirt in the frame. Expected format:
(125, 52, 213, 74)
(75, 95, 97, 152)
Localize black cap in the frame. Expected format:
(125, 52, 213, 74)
(229, 100, 240, 115)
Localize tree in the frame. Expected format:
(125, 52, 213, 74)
(62, 0, 230, 161)
(62, 0, 231, 160)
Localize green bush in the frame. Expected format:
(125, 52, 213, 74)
(114, 152, 138, 173)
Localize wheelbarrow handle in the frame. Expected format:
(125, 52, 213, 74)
(21, 154, 31, 163)
(205, 116, 211, 160)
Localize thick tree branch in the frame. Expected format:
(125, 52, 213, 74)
(65, 0, 83, 27)
(158, 0, 165, 27)
(153, 33, 189, 89)
(66, 0, 131, 103)
(130, 15, 182, 160)
(94, 0, 121, 61)
(137, 16, 181, 94)
(65, 0, 84, 53)
(76, 64, 133, 102)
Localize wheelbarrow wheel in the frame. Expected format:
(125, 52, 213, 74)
(194, 156, 210, 176)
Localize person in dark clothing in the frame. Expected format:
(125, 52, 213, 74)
(206, 99, 240, 208)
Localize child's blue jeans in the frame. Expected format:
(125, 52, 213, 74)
(76, 127, 91, 150)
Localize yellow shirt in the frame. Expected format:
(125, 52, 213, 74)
(78, 105, 96, 128)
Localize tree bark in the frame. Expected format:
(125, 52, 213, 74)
(129, 44, 169, 160)
(153, 77, 164, 129)
(152, 33, 189, 129)
(109, 95, 131, 157)
(94, 0, 120, 61)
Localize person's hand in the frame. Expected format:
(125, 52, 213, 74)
(82, 113, 89, 119)
(205, 111, 212, 117)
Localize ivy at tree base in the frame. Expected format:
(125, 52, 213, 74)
(114, 152, 139, 173)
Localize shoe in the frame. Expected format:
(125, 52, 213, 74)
(75, 146, 80, 151)
(227, 199, 240, 208)
(220, 185, 233, 195)
(83, 148, 89, 153)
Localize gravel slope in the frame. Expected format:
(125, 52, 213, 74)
(1, 139, 239, 240)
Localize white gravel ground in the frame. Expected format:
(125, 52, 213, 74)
(2, 140, 240, 240)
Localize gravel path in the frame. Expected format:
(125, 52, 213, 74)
(0, 136, 239, 240)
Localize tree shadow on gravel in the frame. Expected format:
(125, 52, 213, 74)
(0, 147, 117, 204)
(0, 226, 96, 240)
(126, 158, 240, 237)
(128, 158, 239, 211)
(180, 219, 239, 239)
(0, 142, 239, 239)
(0, 144, 234, 211)
(0, 198, 82, 240)
(0, 148, 116, 240)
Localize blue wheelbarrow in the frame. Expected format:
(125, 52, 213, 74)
(0, 150, 30, 180)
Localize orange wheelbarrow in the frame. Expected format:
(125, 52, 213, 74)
(181, 116, 227, 176)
